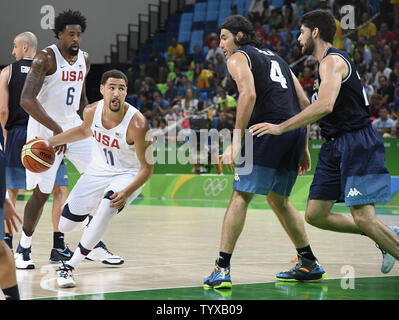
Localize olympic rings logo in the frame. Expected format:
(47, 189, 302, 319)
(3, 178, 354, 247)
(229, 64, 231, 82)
(202, 177, 229, 197)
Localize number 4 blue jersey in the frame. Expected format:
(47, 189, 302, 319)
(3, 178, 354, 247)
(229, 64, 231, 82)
(232, 45, 302, 126)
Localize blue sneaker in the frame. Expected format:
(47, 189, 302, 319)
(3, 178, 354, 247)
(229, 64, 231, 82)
(203, 263, 232, 289)
(275, 256, 327, 282)
(380, 226, 399, 274)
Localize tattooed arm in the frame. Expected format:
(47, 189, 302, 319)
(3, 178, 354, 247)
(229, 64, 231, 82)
(20, 49, 66, 153)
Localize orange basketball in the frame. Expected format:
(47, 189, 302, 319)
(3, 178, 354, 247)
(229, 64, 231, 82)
(21, 139, 55, 173)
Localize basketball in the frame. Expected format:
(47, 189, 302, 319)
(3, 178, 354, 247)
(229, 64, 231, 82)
(21, 139, 55, 173)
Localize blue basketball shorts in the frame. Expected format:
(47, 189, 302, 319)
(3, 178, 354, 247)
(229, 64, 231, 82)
(233, 124, 306, 196)
(5, 125, 68, 189)
(309, 124, 391, 206)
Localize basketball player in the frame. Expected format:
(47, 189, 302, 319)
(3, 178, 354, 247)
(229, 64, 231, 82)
(44, 69, 153, 288)
(204, 15, 325, 289)
(0, 131, 20, 300)
(15, 10, 123, 269)
(0, 32, 72, 262)
(250, 10, 399, 274)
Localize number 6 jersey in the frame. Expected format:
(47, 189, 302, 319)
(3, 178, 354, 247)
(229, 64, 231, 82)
(86, 100, 141, 176)
(36, 44, 87, 125)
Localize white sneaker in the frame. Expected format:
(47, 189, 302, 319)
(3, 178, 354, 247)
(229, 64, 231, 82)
(86, 241, 124, 265)
(380, 226, 399, 274)
(14, 244, 35, 269)
(57, 263, 76, 288)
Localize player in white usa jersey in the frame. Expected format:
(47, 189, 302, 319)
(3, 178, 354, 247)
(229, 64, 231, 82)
(46, 69, 153, 288)
(16, 10, 123, 269)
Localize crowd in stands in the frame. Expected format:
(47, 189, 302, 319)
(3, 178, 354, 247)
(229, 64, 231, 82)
(121, 0, 399, 143)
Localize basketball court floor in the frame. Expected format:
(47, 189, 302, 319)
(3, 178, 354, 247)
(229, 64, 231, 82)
(2, 198, 399, 301)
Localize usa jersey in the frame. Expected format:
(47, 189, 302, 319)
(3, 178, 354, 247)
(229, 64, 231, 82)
(36, 44, 87, 124)
(314, 46, 371, 139)
(5, 58, 32, 130)
(233, 45, 301, 126)
(85, 100, 141, 176)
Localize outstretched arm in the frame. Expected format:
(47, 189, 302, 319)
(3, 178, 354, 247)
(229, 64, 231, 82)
(250, 55, 346, 136)
(47, 102, 97, 147)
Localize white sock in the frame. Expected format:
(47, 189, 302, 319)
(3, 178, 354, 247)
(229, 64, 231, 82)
(67, 247, 87, 269)
(69, 199, 116, 269)
(20, 230, 32, 249)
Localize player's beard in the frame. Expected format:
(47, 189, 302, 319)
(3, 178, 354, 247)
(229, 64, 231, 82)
(302, 36, 315, 56)
(68, 44, 79, 56)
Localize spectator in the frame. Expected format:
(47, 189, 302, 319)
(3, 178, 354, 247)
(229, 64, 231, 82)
(377, 75, 395, 104)
(378, 22, 396, 44)
(197, 62, 214, 90)
(134, 69, 156, 94)
(356, 36, 373, 67)
(382, 44, 396, 70)
(216, 111, 234, 133)
(267, 27, 283, 50)
(357, 12, 377, 41)
(152, 91, 170, 117)
(389, 61, 399, 95)
(147, 49, 168, 83)
(137, 92, 154, 120)
(299, 67, 315, 99)
(255, 19, 268, 39)
(203, 32, 218, 49)
(282, 2, 298, 31)
(369, 93, 389, 119)
(269, 8, 284, 30)
(353, 49, 368, 73)
(372, 105, 396, 137)
(214, 53, 228, 81)
(214, 85, 237, 121)
(180, 88, 199, 115)
(248, 0, 265, 23)
(167, 37, 186, 68)
(367, 64, 380, 89)
(355, 0, 372, 26)
(164, 78, 179, 105)
(375, 60, 392, 89)
(260, 0, 275, 24)
(192, 44, 206, 65)
(360, 76, 374, 101)
(206, 38, 225, 66)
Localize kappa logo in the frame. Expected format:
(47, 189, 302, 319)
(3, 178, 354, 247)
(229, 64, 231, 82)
(347, 188, 363, 197)
(234, 173, 240, 181)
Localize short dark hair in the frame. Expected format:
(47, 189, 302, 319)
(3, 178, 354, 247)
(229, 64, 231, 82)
(299, 10, 336, 44)
(53, 10, 87, 39)
(220, 15, 264, 48)
(101, 69, 128, 85)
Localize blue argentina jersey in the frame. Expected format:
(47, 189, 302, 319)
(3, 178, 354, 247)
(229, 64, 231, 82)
(314, 46, 371, 139)
(233, 45, 301, 126)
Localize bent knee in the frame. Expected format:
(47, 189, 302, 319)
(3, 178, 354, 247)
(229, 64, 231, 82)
(59, 204, 89, 233)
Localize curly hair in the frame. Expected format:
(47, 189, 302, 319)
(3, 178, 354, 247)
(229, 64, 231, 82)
(53, 10, 87, 39)
(220, 15, 264, 49)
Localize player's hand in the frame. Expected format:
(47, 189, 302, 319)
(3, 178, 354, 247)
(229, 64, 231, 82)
(109, 191, 128, 211)
(3, 199, 22, 233)
(298, 148, 311, 176)
(220, 144, 238, 172)
(52, 126, 66, 154)
(249, 122, 283, 137)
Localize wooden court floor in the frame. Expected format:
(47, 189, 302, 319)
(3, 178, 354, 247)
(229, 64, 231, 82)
(2, 200, 399, 300)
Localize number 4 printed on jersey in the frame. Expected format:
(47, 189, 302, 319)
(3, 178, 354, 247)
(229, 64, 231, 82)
(270, 60, 288, 89)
